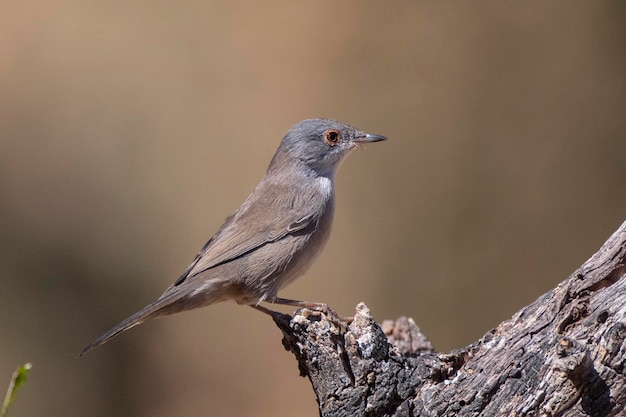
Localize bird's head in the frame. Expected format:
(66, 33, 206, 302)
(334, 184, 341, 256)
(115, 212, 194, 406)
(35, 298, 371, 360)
(269, 118, 387, 178)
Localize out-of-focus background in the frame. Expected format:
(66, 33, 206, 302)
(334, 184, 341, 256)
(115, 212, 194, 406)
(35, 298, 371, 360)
(1, 1, 625, 416)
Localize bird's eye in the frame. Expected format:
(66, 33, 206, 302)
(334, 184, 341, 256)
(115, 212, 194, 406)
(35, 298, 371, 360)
(323, 129, 341, 146)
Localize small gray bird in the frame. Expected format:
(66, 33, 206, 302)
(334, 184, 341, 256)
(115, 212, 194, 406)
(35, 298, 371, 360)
(80, 118, 386, 355)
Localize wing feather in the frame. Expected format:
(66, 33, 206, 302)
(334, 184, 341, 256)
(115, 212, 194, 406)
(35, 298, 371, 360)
(173, 180, 321, 286)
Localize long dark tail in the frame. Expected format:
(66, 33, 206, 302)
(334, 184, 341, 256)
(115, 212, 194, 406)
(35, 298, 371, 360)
(79, 289, 196, 356)
(79, 305, 160, 356)
(79, 278, 231, 356)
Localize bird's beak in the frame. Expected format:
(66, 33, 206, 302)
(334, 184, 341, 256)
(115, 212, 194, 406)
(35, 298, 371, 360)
(354, 133, 388, 144)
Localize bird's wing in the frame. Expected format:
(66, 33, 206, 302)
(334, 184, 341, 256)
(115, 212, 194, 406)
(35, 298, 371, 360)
(173, 190, 319, 287)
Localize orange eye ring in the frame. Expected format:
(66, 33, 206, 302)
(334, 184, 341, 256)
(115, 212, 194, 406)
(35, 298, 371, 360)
(323, 129, 341, 146)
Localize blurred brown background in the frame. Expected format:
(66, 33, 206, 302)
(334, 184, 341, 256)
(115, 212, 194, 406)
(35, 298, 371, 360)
(1, 1, 625, 416)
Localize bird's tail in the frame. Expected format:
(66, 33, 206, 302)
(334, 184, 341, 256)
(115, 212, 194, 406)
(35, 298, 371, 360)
(79, 306, 157, 356)
(79, 278, 232, 356)
(79, 290, 192, 356)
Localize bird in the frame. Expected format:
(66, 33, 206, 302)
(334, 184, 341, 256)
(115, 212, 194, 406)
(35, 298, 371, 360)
(80, 118, 387, 355)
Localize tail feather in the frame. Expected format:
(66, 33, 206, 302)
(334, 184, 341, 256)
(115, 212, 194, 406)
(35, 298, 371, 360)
(79, 306, 157, 356)
(79, 290, 190, 356)
(80, 280, 230, 356)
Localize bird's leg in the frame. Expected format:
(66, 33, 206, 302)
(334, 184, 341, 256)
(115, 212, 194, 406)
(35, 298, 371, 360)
(270, 297, 353, 323)
(249, 304, 278, 315)
(249, 304, 285, 319)
(271, 297, 326, 309)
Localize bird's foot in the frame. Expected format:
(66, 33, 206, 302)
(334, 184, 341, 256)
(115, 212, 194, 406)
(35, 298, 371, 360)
(269, 297, 353, 323)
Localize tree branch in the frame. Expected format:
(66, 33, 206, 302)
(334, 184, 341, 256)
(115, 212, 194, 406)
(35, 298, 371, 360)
(266, 221, 626, 416)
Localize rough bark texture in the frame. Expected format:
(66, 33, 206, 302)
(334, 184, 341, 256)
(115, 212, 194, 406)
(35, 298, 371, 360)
(267, 221, 626, 417)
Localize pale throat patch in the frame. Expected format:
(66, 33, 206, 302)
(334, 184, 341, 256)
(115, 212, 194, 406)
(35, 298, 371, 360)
(316, 176, 333, 199)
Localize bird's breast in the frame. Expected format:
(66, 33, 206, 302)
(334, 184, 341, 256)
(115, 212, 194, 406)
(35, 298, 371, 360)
(244, 183, 335, 302)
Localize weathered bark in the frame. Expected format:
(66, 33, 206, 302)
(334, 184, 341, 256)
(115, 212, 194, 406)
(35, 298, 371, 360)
(266, 221, 626, 417)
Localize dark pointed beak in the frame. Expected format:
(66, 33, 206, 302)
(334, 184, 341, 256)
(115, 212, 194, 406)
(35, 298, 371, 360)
(354, 133, 388, 144)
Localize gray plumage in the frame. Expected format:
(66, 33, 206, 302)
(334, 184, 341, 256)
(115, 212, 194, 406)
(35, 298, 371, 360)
(80, 118, 386, 355)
